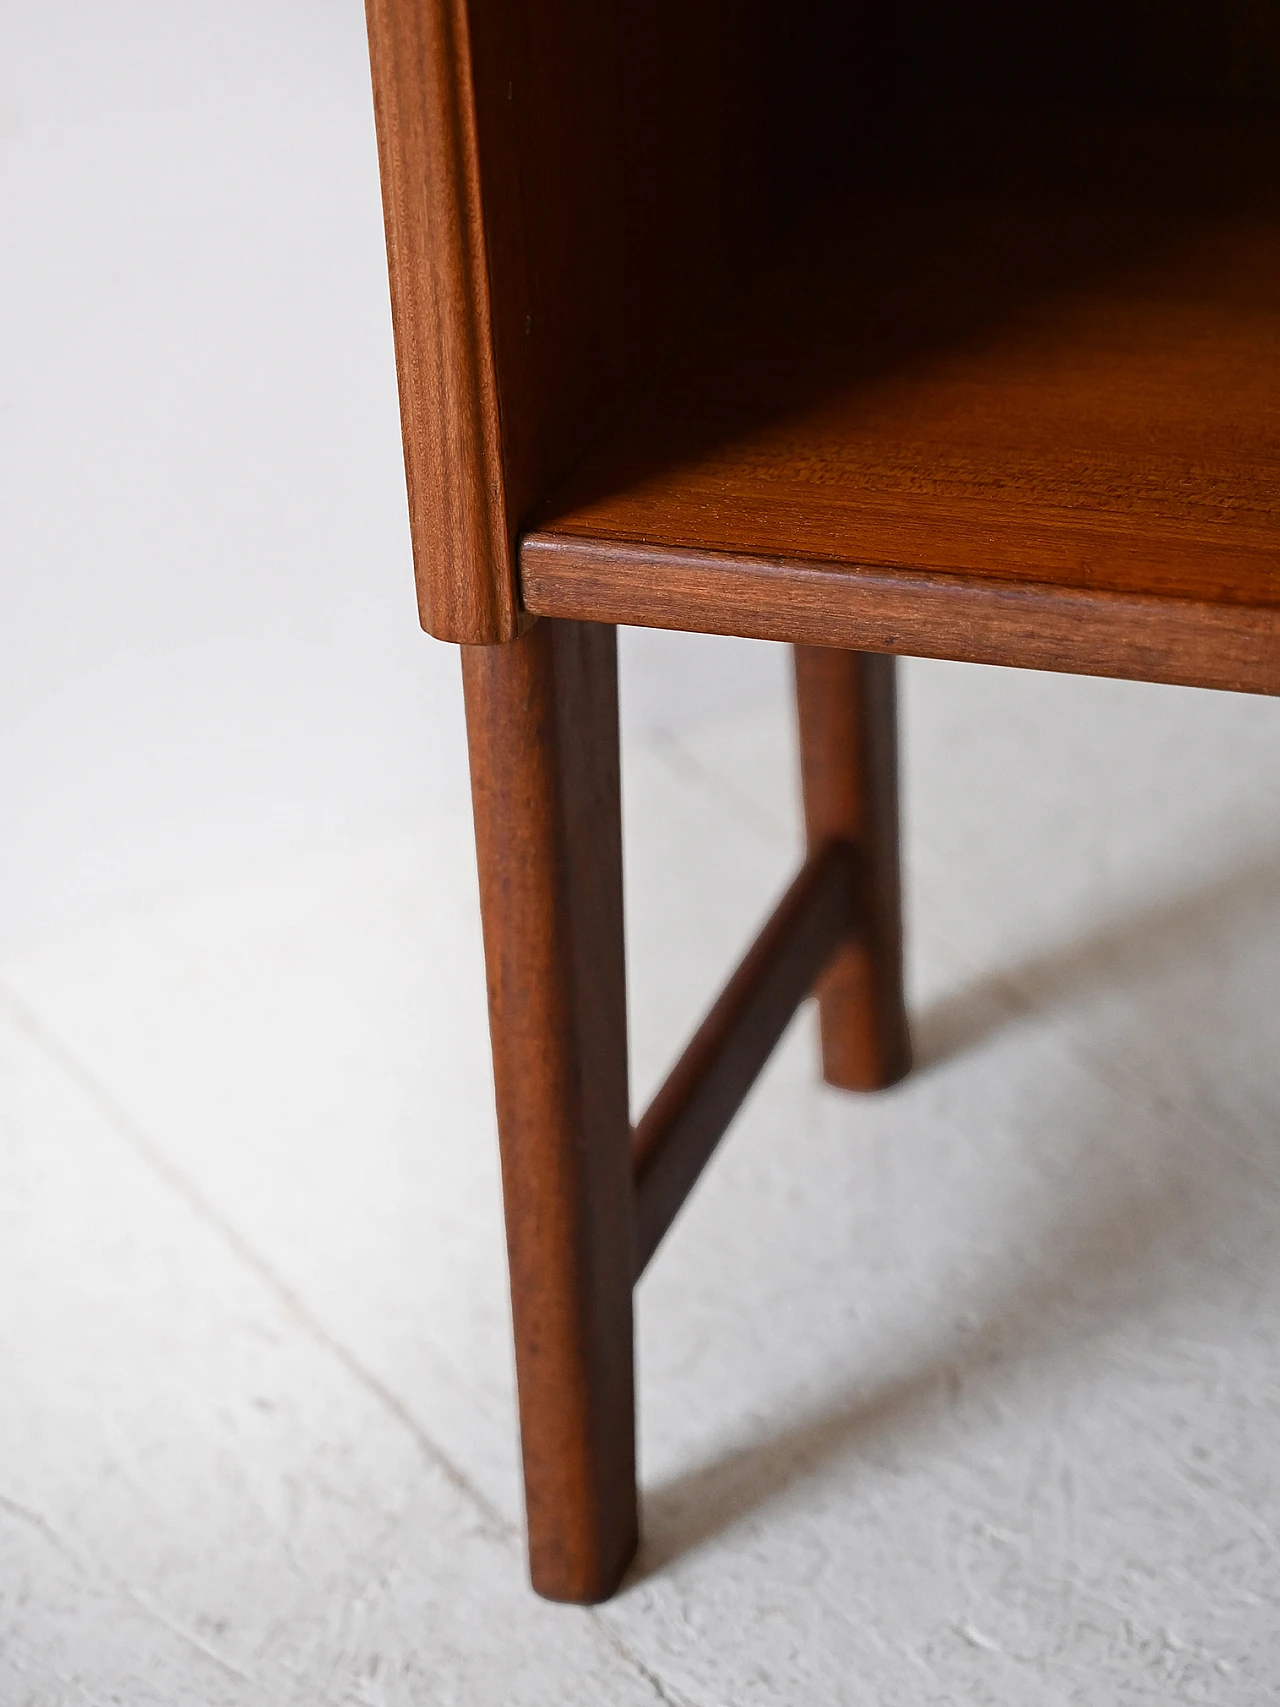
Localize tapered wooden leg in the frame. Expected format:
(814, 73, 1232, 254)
(462, 618, 637, 1603)
(794, 646, 910, 1091)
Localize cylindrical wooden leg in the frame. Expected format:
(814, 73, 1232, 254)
(462, 618, 637, 1603)
(794, 646, 910, 1091)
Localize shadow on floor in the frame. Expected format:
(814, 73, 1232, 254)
(630, 848, 1280, 1582)
(913, 849, 1280, 1069)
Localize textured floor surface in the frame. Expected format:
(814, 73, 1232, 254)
(5, 5, 1280, 1704)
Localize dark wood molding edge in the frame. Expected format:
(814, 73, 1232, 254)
(366, 0, 517, 643)
(522, 533, 1280, 697)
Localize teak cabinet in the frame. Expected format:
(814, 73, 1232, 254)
(365, 0, 1280, 1601)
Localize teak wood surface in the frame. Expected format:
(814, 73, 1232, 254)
(462, 619, 637, 1602)
(527, 112, 1280, 694)
(794, 648, 910, 1091)
(632, 840, 858, 1274)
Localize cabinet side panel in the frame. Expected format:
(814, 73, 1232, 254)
(366, 0, 516, 643)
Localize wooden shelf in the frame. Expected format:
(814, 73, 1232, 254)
(522, 109, 1280, 694)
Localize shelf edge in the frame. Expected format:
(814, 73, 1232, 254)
(520, 533, 1280, 697)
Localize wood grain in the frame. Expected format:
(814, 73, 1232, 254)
(632, 843, 857, 1274)
(462, 618, 637, 1602)
(522, 534, 1280, 696)
(528, 111, 1280, 689)
(365, 0, 514, 642)
(794, 649, 910, 1091)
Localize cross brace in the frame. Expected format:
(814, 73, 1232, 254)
(462, 618, 907, 1601)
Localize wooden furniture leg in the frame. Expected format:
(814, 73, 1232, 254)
(794, 647, 910, 1091)
(461, 617, 637, 1603)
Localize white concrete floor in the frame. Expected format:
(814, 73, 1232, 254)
(5, 4, 1280, 1702)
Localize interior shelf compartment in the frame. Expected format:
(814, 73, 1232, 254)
(522, 108, 1280, 695)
